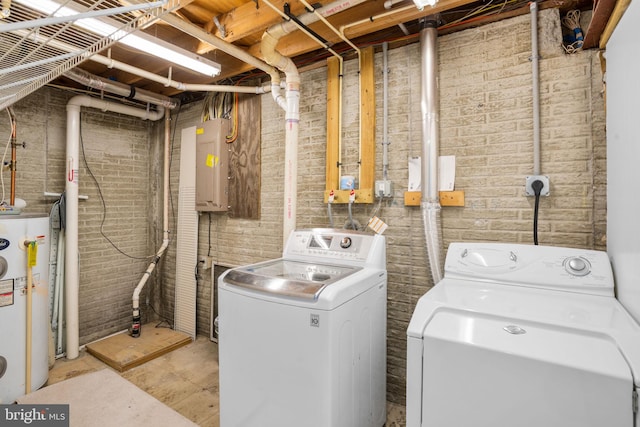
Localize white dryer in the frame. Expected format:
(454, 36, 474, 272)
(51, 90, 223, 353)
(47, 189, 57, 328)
(218, 229, 387, 427)
(407, 243, 640, 427)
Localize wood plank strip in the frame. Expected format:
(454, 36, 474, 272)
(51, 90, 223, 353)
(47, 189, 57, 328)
(583, 0, 617, 49)
(326, 56, 341, 192)
(359, 46, 375, 192)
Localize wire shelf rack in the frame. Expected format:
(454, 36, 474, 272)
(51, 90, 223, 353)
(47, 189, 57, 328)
(0, 0, 174, 110)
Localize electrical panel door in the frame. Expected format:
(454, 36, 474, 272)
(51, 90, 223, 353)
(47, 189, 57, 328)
(196, 118, 230, 212)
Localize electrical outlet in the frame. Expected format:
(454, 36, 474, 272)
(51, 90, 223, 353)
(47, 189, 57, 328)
(199, 256, 214, 270)
(525, 175, 550, 196)
(375, 180, 393, 198)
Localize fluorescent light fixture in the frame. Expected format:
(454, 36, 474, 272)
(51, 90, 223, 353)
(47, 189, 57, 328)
(14, 0, 221, 77)
(413, 0, 438, 10)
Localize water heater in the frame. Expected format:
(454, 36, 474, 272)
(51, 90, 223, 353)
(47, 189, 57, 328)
(0, 214, 50, 404)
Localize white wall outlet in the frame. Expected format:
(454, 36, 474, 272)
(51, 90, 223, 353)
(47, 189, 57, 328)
(525, 175, 550, 196)
(375, 180, 393, 198)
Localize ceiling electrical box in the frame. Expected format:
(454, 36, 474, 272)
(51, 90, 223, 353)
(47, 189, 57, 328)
(196, 118, 231, 212)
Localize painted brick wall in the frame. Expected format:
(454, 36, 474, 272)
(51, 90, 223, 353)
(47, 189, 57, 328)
(2, 87, 157, 344)
(164, 7, 605, 405)
(3, 5, 604, 405)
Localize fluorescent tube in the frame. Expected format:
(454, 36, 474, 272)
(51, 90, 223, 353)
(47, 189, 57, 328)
(13, 0, 221, 77)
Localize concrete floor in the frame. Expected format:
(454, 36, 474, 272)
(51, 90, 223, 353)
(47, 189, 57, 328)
(47, 335, 407, 426)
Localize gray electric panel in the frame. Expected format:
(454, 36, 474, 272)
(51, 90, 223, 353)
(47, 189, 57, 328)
(196, 118, 230, 212)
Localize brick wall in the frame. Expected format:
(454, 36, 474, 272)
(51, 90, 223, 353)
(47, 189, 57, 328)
(2, 87, 157, 344)
(169, 8, 605, 404)
(5, 5, 605, 406)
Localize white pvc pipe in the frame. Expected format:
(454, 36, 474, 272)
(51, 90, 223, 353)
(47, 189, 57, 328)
(261, 28, 300, 246)
(131, 111, 171, 337)
(65, 95, 164, 359)
(260, 0, 366, 244)
(530, 2, 541, 176)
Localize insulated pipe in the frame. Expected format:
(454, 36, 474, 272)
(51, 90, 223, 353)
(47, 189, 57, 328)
(420, 19, 444, 285)
(131, 110, 171, 337)
(530, 2, 541, 176)
(65, 95, 164, 359)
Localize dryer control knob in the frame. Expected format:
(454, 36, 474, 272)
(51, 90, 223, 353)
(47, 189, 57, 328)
(564, 256, 591, 276)
(340, 237, 352, 249)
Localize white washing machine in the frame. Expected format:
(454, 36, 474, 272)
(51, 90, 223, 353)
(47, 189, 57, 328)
(407, 242, 640, 427)
(218, 228, 387, 427)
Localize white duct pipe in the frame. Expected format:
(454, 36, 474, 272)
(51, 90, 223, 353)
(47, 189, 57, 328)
(131, 110, 171, 337)
(420, 20, 444, 285)
(530, 2, 541, 176)
(65, 95, 164, 359)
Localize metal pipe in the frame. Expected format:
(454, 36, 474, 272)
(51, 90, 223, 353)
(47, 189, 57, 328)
(64, 68, 178, 109)
(419, 18, 444, 288)
(383, 42, 390, 181)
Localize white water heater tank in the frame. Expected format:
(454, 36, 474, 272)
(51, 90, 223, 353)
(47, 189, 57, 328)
(0, 214, 50, 404)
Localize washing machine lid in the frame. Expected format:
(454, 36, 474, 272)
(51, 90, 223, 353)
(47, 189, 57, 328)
(223, 259, 361, 300)
(408, 279, 640, 387)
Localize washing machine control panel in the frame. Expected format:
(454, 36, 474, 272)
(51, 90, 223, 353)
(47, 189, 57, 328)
(445, 243, 614, 297)
(284, 229, 385, 267)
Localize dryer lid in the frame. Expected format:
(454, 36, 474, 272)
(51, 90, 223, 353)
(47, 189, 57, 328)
(223, 259, 361, 300)
(408, 279, 640, 387)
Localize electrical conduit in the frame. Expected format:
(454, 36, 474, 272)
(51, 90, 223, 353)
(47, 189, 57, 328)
(531, 1, 541, 176)
(420, 19, 444, 285)
(65, 96, 164, 359)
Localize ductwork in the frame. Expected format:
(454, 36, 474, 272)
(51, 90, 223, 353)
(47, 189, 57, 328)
(420, 19, 444, 285)
(65, 95, 164, 359)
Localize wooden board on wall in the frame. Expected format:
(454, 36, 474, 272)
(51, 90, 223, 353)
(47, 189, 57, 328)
(228, 92, 261, 219)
